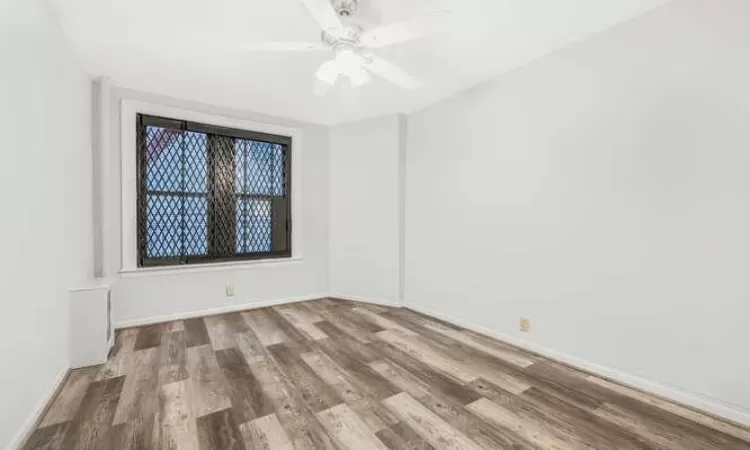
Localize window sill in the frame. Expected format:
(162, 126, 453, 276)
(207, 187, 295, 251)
(119, 256, 303, 278)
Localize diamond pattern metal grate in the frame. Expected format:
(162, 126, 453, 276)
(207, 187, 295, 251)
(235, 139, 286, 196)
(137, 115, 290, 266)
(236, 199, 272, 253)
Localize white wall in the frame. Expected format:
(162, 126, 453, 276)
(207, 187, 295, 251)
(329, 116, 403, 304)
(105, 88, 330, 325)
(405, 0, 750, 416)
(0, 0, 93, 448)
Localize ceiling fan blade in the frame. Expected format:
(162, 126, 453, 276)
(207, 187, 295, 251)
(244, 42, 327, 51)
(353, 0, 382, 25)
(361, 10, 450, 48)
(365, 55, 420, 89)
(299, 0, 344, 31)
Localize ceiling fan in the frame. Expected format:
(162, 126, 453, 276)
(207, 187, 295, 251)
(246, 0, 449, 95)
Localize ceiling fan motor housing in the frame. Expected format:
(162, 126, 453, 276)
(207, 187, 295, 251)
(332, 0, 358, 17)
(322, 26, 363, 53)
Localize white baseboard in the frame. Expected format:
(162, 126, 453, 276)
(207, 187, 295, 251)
(328, 294, 402, 308)
(405, 303, 750, 428)
(115, 293, 328, 329)
(7, 366, 69, 450)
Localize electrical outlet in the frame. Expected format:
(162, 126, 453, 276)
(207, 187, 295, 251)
(225, 284, 235, 298)
(520, 317, 531, 332)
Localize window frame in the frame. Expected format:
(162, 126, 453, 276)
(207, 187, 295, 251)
(120, 99, 303, 273)
(135, 114, 292, 268)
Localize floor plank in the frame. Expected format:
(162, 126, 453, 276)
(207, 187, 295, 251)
(159, 329, 189, 385)
(215, 346, 274, 423)
(587, 375, 750, 443)
(268, 343, 343, 412)
(274, 305, 328, 341)
(39, 367, 97, 427)
(112, 347, 160, 426)
(302, 350, 397, 432)
(315, 320, 383, 364)
(184, 318, 211, 348)
(111, 415, 155, 450)
(247, 356, 340, 449)
(133, 324, 163, 351)
(235, 329, 267, 364)
(196, 409, 244, 450)
(369, 359, 432, 400)
(318, 403, 390, 450)
(383, 392, 483, 450)
(468, 380, 649, 449)
(352, 307, 417, 336)
(594, 401, 749, 450)
(375, 422, 436, 450)
(203, 315, 237, 350)
(387, 309, 536, 368)
(164, 320, 185, 333)
(375, 329, 477, 384)
(594, 402, 703, 450)
(239, 413, 293, 450)
(22, 423, 68, 450)
(264, 308, 317, 354)
(60, 376, 125, 449)
(96, 329, 139, 380)
(241, 308, 288, 347)
(315, 303, 386, 343)
(466, 397, 574, 449)
(155, 380, 198, 450)
(380, 320, 532, 395)
(368, 344, 481, 407)
(28, 299, 750, 450)
(185, 344, 231, 418)
(374, 360, 522, 449)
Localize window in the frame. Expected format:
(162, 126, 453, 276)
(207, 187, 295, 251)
(136, 114, 291, 267)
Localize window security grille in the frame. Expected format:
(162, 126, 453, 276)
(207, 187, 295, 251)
(136, 114, 291, 267)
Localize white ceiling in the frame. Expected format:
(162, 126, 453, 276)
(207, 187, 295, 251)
(51, 0, 670, 125)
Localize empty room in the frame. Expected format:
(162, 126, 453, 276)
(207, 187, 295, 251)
(2, 0, 750, 448)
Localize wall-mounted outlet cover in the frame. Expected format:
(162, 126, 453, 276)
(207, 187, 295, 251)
(520, 317, 531, 332)
(225, 284, 235, 298)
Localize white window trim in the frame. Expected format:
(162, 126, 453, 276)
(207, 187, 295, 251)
(119, 99, 303, 273)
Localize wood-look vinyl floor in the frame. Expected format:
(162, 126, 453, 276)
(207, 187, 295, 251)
(25, 299, 750, 449)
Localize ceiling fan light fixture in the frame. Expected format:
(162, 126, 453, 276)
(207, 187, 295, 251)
(334, 50, 362, 70)
(315, 49, 371, 89)
(315, 60, 340, 85)
(345, 65, 371, 87)
(336, 50, 370, 87)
